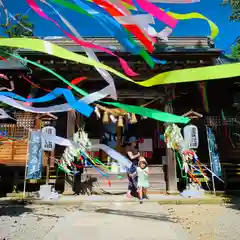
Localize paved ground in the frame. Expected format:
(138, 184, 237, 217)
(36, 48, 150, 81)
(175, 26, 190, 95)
(1, 201, 240, 240)
(0, 202, 188, 240)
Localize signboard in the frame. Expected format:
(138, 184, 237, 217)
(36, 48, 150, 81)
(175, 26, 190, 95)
(26, 130, 43, 179)
(41, 126, 56, 151)
(183, 124, 199, 149)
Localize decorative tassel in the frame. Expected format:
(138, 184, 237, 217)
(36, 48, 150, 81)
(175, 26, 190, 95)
(110, 114, 117, 123)
(118, 116, 124, 127)
(94, 106, 101, 119)
(131, 113, 137, 124)
(102, 111, 109, 123)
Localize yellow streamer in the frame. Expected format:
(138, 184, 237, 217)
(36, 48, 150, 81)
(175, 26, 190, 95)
(1, 38, 240, 87)
(165, 10, 219, 39)
(128, 4, 219, 39)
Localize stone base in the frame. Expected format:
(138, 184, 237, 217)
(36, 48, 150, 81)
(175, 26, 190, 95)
(167, 190, 179, 195)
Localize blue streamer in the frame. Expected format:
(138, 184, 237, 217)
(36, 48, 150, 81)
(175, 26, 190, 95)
(86, 158, 109, 177)
(73, 0, 140, 54)
(0, 88, 93, 117)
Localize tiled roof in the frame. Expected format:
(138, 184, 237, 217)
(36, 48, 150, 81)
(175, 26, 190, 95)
(18, 36, 221, 53)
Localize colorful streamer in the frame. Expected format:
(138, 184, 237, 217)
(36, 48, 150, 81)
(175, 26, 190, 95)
(91, 0, 154, 53)
(67, 77, 86, 90)
(149, 0, 200, 3)
(0, 53, 189, 123)
(40, 0, 118, 99)
(49, 0, 92, 16)
(41, 132, 132, 169)
(0, 108, 14, 119)
(126, 3, 218, 39)
(2, 38, 240, 88)
(130, 0, 178, 28)
(26, 0, 137, 77)
(165, 10, 219, 39)
(0, 88, 93, 117)
(0, 74, 15, 92)
(50, 0, 155, 67)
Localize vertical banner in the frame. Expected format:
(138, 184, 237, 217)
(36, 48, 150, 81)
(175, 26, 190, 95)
(207, 127, 222, 177)
(26, 130, 43, 179)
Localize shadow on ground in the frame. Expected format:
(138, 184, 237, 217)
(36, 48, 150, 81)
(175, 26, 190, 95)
(0, 205, 32, 217)
(95, 208, 175, 222)
(224, 193, 240, 211)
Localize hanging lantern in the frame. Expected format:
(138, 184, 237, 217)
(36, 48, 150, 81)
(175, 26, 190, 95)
(183, 124, 199, 149)
(118, 116, 124, 127)
(102, 111, 109, 123)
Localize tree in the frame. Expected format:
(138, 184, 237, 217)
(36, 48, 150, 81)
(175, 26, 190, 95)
(1, 14, 34, 38)
(0, 14, 34, 58)
(231, 42, 240, 59)
(221, 0, 240, 22)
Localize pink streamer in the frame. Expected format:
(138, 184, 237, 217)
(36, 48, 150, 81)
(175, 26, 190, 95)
(149, 0, 200, 3)
(123, 0, 178, 28)
(26, 0, 137, 77)
(0, 73, 8, 80)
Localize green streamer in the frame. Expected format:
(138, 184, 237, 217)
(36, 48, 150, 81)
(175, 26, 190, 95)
(49, 0, 92, 17)
(175, 151, 187, 179)
(50, 0, 155, 68)
(8, 52, 190, 124)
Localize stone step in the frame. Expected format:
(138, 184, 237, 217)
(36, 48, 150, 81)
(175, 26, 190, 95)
(85, 173, 165, 181)
(84, 165, 164, 175)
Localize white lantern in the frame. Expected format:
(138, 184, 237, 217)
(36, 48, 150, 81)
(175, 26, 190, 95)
(41, 126, 56, 151)
(183, 125, 199, 149)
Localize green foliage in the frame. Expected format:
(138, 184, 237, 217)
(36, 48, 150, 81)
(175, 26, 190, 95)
(221, 0, 240, 22)
(0, 14, 34, 58)
(1, 14, 34, 38)
(231, 43, 240, 59)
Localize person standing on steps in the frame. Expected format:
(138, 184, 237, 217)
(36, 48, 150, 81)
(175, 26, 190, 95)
(125, 136, 141, 198)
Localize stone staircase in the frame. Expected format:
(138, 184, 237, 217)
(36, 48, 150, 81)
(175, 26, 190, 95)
(84, 165, 166, 194)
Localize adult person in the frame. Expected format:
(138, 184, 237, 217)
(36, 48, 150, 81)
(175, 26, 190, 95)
(125, 136, 141, 198)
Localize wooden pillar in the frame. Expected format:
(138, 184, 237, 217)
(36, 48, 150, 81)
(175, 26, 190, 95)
(67, 110, 76, 139)
(164, 86, 178, 194)
(64, 110, 76, 194)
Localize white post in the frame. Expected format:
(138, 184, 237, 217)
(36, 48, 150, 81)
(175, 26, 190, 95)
(23, 129, 31, 199)
(206, 126, 216, 195)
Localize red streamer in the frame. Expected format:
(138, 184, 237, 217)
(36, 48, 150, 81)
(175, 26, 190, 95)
(67, 77, 86, 90)
(26, 0, 137, 77)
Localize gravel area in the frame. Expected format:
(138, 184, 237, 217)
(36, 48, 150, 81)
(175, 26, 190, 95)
(163, 204, 240, 240)
(0, 205, 79, 240)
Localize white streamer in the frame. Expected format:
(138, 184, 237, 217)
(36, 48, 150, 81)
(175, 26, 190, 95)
(146, 26, 172, 41)
(41, 133, 132, 169)
(115, 14, 155, 29)
(0, 108, 14, 119)
(40, 0, 117, 100)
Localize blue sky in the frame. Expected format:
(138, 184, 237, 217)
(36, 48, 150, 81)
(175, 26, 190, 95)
(3, 0, 240, 51)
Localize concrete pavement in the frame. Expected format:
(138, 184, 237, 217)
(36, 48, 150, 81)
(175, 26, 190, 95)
(44, 202, 190, 240)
